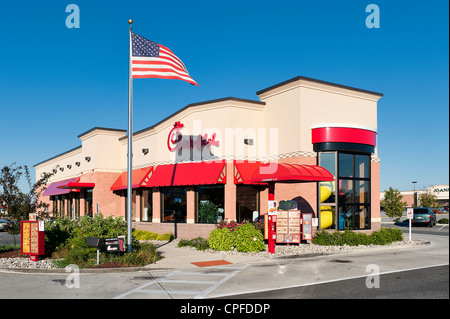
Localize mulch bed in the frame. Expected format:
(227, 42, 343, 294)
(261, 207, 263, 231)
(0, 249, 138, 268)
(1, 249, 156, 268)
(0, 249, 25, 258)
(86, 262, 131, 268)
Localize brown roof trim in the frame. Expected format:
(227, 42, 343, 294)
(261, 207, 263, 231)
(119, 97, 265, 141)
(256, 75, 384, 97)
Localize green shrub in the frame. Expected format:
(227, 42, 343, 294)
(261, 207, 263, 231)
(77, 214, 127, 238)
(47, 215, 163, 268)
(313, 228, 404, 246)
(157, 233, 174, 241)
(233, 223, 265, 252)
(0, 245, 20, 253)
(177, 237, 209, 250)
(208, 227, 236, 251)
(133, 229, 174, 241)
(120, 243, 160, 266)
(438, 218, 448, 224)
(45, 217, 78, 256)
(208, 221, 266, 252)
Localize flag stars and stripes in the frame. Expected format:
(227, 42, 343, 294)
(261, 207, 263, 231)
(130, 31, 198, 86)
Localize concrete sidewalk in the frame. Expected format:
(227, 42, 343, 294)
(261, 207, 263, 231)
(143, 238, 430, 272)
(144, 240, 271, 271)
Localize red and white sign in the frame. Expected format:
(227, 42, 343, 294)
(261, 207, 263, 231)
(407, 208, 413, 219)
(167, 121, 220, 152)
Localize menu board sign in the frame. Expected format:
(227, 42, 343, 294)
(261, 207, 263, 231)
(302, 213, 313, 240)
(276, 210, 301, 243)
(21, 222, 31, 254)
(20, 221, 45, 257)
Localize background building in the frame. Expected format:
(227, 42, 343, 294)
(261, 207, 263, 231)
(380, 184, 449, 208)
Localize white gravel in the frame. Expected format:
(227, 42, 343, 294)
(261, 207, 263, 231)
(0, 257, 56, 269)
(0, 239, 425, 270)
(176, 239, 426, 258)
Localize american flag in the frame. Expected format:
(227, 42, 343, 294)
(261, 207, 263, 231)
(131, 31, 198, 86)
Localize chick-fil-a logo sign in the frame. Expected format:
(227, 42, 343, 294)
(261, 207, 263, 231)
(167, 121, 219, 152)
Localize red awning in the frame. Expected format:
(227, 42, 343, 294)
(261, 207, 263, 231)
(42, 177, 81, 196)
(110, 166, 154, 191)
(57, 181, 95, 190)
(148, 161, 226, 187)
(234, 161, 267, 185)
(251, 163, 334, 183)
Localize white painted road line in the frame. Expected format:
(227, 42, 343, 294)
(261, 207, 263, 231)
(207, 263, 450, 299)
(113, 264, 249, 299)
(194, 264, 249, 299)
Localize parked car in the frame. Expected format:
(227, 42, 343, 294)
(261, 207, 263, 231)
(0, 218, 10, 231)
(412, 207, 436, 227)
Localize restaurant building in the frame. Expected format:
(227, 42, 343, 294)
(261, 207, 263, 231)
(34, 75, 383, 238)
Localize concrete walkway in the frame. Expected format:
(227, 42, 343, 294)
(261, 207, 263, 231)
(144, 240, 270, 271)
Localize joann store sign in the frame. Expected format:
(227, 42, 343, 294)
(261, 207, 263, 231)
(428, 185, 449, 200)
(432, 187, 449, 194)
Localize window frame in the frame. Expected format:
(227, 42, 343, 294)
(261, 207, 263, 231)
(318, 151, 371, 231)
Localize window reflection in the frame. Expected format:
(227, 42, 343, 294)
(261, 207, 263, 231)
(319, 152, 336, 229)
(319, 152, 371, 231)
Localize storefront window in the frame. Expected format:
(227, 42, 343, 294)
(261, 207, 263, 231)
(318, 152, 371, 230)
(339, 180, 354, 204)
(355, 155, 369, 178)
(124, 190, 137, 221)
(319, 152, 337, 229)
(338, 153, 371, 230)
(338, 153, 353, 178)
(52, 196, 58, 217)
(162, 187, 187, 223)
(196, 185, 225, 223)
(61, 195, 66, 217)
(85, 190, 93, 217)
(236, 185, 260, 223)
(141, 189, 153, 222)
(69, 194, 80, 219)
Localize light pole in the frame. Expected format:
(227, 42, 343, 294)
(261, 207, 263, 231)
(412, 181, 417, 207)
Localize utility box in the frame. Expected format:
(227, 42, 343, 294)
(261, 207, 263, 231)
(21, 221, 45, 261)
(87, 237, 104, 249)
(105, 236, 126, 252)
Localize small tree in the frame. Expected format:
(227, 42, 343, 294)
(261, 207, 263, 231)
(418, 191, 438, 208)
(0, 163, 53, 243)
(381, 187, 407, 218)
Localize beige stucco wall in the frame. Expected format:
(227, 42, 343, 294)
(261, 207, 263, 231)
(35, 128, 126, 183)
(120, 98, 266, 170)
(258, 77, 380, 157)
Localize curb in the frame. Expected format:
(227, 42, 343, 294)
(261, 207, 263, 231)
(0, 265, 148, 274)
(0, 240, 431, 274)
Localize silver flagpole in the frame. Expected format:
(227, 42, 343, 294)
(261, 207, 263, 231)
(127, 19, 133, 252)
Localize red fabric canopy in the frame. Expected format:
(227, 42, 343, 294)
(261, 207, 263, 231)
(110, 167, 154, 191)
(57, 181, 95, 190)
(251, 163, 334, 183)
(234, 161, 267, 185)
(42, 177, 81, 196)
(148, 161, 226, 187)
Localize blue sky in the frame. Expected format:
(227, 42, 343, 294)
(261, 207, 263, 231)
(0, 0, 448, 193)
